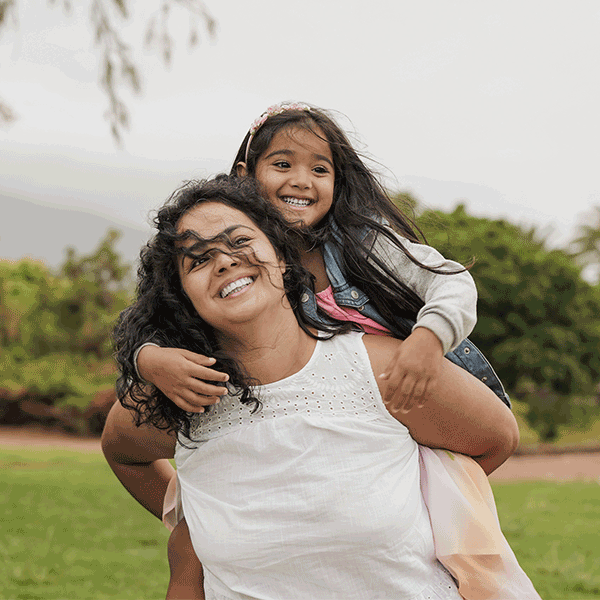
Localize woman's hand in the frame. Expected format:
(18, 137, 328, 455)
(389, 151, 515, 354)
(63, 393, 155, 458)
(379, 328, 444, 414)
(137, 345, 229, 412)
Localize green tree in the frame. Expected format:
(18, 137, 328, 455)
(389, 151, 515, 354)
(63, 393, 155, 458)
(418, 204, 600, 441)
(0, 0, 215, 142)
(390, 191, 421, 222)
(0, 229, 133, 432)
(570, 205, 600, 285)
(58, 228, 133, 357)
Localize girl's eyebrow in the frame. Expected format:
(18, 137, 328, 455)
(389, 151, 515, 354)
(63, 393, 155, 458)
(264, 148, 333, 168)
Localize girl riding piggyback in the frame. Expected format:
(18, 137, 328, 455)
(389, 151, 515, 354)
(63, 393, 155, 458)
(135, 101, 509, 414)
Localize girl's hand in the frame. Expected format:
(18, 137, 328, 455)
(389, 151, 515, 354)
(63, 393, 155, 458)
(137, 345, 229, 412)
(379, 328, 444, 414)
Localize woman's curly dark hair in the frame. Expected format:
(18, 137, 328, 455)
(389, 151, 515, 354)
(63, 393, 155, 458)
(114, 174, 351, 439)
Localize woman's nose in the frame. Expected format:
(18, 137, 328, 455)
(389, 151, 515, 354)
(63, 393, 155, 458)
(215, 252, 239, 273)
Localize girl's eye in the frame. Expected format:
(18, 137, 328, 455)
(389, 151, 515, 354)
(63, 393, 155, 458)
(313, 165, 329, 174)
(273, 160, 290, 169)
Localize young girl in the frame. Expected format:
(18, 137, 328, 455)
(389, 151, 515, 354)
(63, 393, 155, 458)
(134, 102, 509, 416)
(104, 176, 538, 600)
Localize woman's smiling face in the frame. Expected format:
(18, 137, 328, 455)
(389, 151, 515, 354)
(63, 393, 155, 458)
(176, 202, 287, 335)
(248, 126, 335, 229)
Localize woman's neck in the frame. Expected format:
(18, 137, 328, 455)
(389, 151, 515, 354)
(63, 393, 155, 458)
(217, 310, 317, 385)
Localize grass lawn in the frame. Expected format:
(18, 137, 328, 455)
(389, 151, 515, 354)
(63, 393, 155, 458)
(493, 481, 600, 599)
(1, 447, 170, 600)
(1, 446, 599, 599)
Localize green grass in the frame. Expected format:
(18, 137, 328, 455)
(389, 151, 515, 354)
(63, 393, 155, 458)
(0, 447, 170, 600)
(493, 481, 600, 599)
(1, 447, 599, 599)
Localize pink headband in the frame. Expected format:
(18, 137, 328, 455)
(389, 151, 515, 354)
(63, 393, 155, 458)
(244, 102, 311, 164)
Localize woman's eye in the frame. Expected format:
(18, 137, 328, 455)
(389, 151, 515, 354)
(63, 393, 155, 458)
(189, 255, 209, 270)
(233, 237, 251, 246)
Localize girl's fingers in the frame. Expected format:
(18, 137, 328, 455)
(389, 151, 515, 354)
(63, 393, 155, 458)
(186, 363, 230, 383)
(181, 351, 222, 367)
(179, 349, 216, 364)
(185, 377, 228, 397)
(397, 376, 420, 413)
(172, 350, 229, 382)
(411, 380, 428, 408)
(383, 374, 407, 413)
(177, 390, 223, 412)
(400, 385, 415, 413)
(169, 394, 205, 413)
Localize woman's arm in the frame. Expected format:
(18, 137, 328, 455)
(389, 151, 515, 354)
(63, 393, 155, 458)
(363, 334, 519, 475)
(166, 519, 206, 600)
(103, 403, 207, 599)
(101, 401, 178, 519)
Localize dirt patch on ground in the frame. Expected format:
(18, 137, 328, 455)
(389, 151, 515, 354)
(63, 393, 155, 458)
(2, 425, 599, 482)
(489, 451, 600, 482)
(0, 425, 102, 453)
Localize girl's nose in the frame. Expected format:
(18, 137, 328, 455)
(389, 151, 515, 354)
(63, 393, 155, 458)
(290, 168, 311, 189)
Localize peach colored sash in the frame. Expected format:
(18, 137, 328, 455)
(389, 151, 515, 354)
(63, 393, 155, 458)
(419, 446, 541, 599)
(162, 472, 181, 532)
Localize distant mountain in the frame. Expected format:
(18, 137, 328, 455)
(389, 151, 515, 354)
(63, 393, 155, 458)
(1, 193, 153, 269)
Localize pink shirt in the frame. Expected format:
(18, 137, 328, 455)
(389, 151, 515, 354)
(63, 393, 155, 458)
(315, 286, 391, 336)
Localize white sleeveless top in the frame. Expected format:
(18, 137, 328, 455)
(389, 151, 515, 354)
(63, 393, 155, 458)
(175, 332, 461, 600)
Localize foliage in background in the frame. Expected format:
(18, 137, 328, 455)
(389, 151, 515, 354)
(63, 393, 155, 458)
(570, 205, 600, 285)
(0, 0, 215, 142)
(0, 229, 133, 433)
(2, 199, 600, 441)
(415, 203, 600, 441)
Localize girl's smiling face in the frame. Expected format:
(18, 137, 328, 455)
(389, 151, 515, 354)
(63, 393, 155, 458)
(177, 202, 287, 335)
(243, 126, 335, 229)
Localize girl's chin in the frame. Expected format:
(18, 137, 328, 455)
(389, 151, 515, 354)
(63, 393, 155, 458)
(279, 209, 315, 229)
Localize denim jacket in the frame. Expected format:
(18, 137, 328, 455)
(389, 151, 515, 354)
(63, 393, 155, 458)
(301, 238, 511, 408)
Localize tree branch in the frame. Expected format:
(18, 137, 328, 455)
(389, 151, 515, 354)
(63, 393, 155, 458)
(0, 0, 216, 142)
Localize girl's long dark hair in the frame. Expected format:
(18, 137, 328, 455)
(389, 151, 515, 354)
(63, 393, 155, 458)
(115, 175, 352, 438)
(232, 104, 469, 338)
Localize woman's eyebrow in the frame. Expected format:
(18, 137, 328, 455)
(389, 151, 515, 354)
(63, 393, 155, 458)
(179, 225, 254, 266)
(207, 224, 254, 241)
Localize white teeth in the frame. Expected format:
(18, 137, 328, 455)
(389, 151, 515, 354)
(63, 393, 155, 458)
(220, 277, 253, 298)
(281, 197, 311, 207)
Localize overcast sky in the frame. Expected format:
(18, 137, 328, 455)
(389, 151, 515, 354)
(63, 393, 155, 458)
(2, 0, 599, 256)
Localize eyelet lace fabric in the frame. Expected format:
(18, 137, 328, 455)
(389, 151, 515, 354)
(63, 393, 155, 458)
(189, 337, 385, 442)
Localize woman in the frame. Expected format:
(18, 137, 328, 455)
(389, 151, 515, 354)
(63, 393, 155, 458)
(103, 175, 538, 599)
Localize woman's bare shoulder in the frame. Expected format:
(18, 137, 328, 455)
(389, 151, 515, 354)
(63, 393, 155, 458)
(361, 334, 401, 376)
(102, 400, 177, 462)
